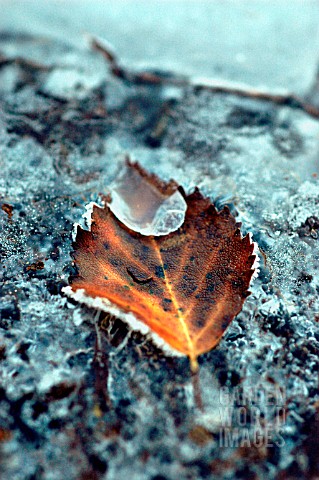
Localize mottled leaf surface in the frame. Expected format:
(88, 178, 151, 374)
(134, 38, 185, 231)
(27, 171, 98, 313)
(69, 168, 256, 367)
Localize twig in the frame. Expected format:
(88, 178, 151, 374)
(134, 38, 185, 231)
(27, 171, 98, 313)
(93, 311, 112, 411)
(89, 34, 319, 120)
(191, 367, 203, 411)
(89, 33, 187, 87)
(192, 81, 319, 119)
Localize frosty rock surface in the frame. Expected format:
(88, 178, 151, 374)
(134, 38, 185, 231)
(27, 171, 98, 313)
(1, 21, 319, 480)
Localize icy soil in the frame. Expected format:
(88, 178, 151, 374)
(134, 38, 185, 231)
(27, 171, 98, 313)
(1, 9, 319, 480)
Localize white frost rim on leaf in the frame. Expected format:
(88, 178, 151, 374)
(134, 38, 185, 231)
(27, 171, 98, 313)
(249, 233, 260, 283)
(72, 201, 104, 241)
(82, 201, 102, 228)
(62, 285, 184, 358)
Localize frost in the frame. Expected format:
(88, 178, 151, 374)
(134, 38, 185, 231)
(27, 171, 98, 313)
(108, 163, 187, 236)
(37, 370, 65, 393)
(72, 309, 84, 327)
(42, 67, 103, 100)
(62, 286, 184, 358)
(249, 233, 260, 283)
(287, 181, 319, 230)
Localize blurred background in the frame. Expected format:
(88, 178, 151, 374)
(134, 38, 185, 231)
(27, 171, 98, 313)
(1, 0, 319, 95)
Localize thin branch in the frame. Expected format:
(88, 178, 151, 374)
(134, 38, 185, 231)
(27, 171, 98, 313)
(89, 33, 187, 87)
(89, 34, 319, 120)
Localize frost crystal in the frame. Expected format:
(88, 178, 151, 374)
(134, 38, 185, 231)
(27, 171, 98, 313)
(108, 163, 187, 236)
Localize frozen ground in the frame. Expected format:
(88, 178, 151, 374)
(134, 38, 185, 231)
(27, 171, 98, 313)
(0, 2, 319, 479)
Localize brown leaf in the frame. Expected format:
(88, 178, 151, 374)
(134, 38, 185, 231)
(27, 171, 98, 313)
(66, 165, 257, 370)
(0, 428, 12, 443)
(1, 203, 13, 219)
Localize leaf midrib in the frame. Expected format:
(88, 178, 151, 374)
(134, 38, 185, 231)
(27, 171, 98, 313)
(151, 238, 195, 361)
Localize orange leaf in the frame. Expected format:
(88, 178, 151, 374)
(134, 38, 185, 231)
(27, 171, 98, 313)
(65, 165, 257, 370)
